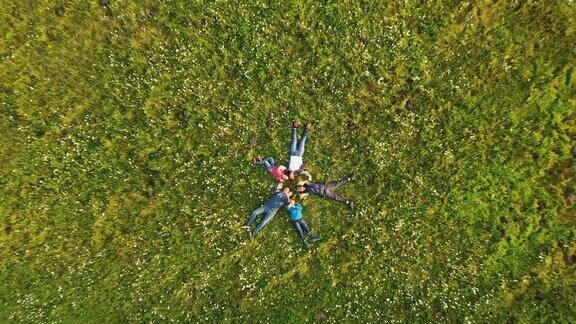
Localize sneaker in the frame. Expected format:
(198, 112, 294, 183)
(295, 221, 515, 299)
(303, 242, 310, 250)
(347, 201, 354, 210)
(311, 235, 320, 242)
(241, 224, 251, 229)
(252, 156, 261, 164)
(292, 120, 301, 128)
(305, 122, 312, 131)
(250, 230, 255, 239)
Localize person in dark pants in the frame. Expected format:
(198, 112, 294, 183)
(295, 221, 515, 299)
(297, 171, 354, 209)
(286, 198, 319, 249)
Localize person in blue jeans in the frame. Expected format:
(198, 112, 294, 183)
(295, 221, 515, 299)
(253, 156, 289, 182)
(286, 121, 312, 178)
(287, 198, 319, 249)
(243, 184, 292, 237)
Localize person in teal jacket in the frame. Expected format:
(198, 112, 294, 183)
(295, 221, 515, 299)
(286, 198, 319, 249)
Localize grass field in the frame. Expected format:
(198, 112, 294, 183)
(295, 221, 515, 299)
(1, 0, 575, 322)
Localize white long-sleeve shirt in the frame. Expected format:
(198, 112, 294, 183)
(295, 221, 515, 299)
(288, 155, 303, 171)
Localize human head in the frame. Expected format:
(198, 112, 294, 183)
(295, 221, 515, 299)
(288, 171, 295, 180)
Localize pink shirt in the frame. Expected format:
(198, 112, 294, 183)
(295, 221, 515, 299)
(270, 166, 285, 182)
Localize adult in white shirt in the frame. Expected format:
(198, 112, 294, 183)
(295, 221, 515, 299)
(287, 121, 311, 177)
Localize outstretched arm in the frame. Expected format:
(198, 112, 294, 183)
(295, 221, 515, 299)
(273, 182, 284, 193)
(299, 170, 312, 182)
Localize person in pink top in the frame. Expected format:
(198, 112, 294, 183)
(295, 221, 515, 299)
(253, 156, 289, 182)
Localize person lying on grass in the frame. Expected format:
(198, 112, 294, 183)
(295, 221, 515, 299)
(253, 156, 289, 182)
(285, 120, 311, 180)
(297, 171, 355, 209)
(243, 183, 292, 238)
(287, 198, 319, 250)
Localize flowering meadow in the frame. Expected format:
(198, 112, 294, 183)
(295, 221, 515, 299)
(1, 0, 575, 322)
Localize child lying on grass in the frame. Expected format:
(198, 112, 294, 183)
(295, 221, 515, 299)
(253, 156, 289, 182)
(244, 184, 292, 237)
(297, 171, 354, 209)
(286, 120, 311, 179)
(286, 198, 319, 250)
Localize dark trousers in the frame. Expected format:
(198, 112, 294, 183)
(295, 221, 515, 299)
(292, 218, 312, 244)
(323, 175, 353, 205)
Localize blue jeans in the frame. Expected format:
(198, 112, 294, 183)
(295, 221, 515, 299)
(290, 127, 308, 156)
(247, 206, 278, 236)
(255, 157, 275, 172)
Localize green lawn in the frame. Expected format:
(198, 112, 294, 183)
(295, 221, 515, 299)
(1, 0, 575, 322)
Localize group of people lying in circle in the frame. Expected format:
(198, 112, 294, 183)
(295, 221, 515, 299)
(243, 121, 354, 249)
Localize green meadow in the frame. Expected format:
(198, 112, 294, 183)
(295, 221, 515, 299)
(1, 0, 575, 321)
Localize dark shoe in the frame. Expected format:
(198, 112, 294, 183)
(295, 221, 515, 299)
(292, 120, 301, 128)
(311, 235, 320, 242)
(305, 122, 312, 131)
(303, 242, 310, 250)
(346, 201, 354, 209)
